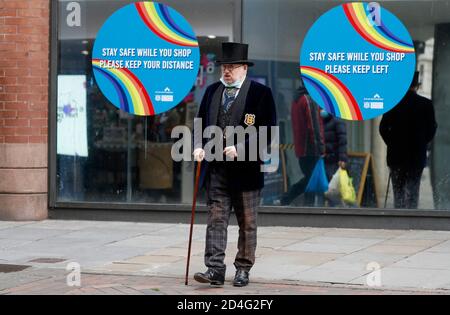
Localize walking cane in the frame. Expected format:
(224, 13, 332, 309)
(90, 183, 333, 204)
(384, 172, 391, 208)
(185, 160, 202, 285)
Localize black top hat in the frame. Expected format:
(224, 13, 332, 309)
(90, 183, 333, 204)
(216, 42, 254, 67)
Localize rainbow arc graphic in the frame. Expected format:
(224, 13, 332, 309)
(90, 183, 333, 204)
(92, 2, 199, 116)
(343, 3, 414, 53)
(300, 66, 362, 120)
(92, 59, 154, 116)
(135, 2, 198, 47)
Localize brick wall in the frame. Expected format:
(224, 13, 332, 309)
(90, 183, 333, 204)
(0, 0, 49, 220)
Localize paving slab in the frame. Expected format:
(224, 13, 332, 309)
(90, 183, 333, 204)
(282, 241, 378, 254)
(0, 222, 35, 230)
(291, 266, 371, 284)
(337, 251, 407, 266)
(351, 267, 450, 290)
(0, 239, 33, 250)
(107, 235, 186, 249)
(392, 252, 450, 270)
(321, 228, 407, 239)
(363, 244, 430, 255)
(0, 220, 450, 293)
(426, 240, 450, 253)
(0, 227, 69, 241)
(394, 230, 450, 240)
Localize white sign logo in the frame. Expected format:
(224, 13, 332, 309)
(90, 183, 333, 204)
(364, 93, 384, 109)
(155, 87, 174, 102)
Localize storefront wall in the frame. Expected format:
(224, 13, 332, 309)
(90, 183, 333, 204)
(0, 0, 49, 220)
(49, 1, 450, 224)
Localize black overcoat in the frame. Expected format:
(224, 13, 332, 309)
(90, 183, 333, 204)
(194, 79, 277, 191)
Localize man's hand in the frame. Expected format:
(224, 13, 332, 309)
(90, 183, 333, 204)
(193, 148, 205, 162)
(224, 146, 238, 159)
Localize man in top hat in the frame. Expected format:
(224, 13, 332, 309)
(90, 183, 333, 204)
(192, 42, 277, 287)
(379, 71, 437, 209)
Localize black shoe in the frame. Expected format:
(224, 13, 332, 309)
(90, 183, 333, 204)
(194, 269, 225, 285)
(233, 269, 249, 287)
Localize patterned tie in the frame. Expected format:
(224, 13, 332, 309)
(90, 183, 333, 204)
(222, 87, 238, 112)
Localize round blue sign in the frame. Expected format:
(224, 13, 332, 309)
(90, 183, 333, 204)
(300, 2, 416, 120)
(92, 1, 200, 116)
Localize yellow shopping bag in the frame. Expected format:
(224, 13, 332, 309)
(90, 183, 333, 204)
(339, 168, 356, 205)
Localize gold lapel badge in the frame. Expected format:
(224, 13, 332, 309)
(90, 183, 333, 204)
(244, 113, 256, 126)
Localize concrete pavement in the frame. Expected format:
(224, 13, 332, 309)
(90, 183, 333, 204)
(1, 220, 450, 294)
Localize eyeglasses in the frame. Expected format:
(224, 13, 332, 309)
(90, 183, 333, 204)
(221, 64, 244, 72)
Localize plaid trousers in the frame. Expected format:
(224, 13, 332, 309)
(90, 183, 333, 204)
(204, 164, 261, 273)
